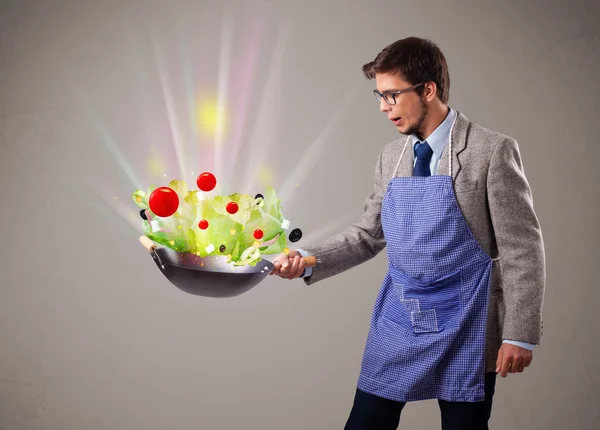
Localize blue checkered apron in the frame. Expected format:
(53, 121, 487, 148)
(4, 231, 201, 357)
(356, 136, 493, 403)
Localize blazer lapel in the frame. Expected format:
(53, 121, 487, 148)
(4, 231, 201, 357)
(438, 110, 469, 179)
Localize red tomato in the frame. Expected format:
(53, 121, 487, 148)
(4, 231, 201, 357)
(197, 172, 217, 192)
(198, 219, 209, 230)
(226, 202, 239, 214)
(253, 229, 264, 239)
(149, 187, 179, 217)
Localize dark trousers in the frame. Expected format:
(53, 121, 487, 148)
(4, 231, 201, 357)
(344, 372, 497, 430)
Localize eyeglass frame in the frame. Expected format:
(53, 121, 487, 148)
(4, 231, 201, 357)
(373, 82, 425, 105)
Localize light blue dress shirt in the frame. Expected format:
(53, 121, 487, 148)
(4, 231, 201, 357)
(412, 107, 455, 175)
(298, 107, 534, 350)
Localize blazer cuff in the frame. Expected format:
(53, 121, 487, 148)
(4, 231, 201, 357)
(503, 339, 535, 350)
(296, 248, 313, 278)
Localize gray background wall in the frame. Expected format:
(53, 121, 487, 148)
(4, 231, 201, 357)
(1, 0, 598, 429)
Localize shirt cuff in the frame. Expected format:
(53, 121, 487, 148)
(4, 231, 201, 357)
(503, 340, 535, 350)
(296, 248, 313, 278)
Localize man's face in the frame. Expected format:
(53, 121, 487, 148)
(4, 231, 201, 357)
(375, 72, 428, 137)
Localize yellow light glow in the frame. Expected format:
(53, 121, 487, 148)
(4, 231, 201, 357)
(258, 166, 274, 186)
(147, 146, 167, 177)
(196, 96, 228, 138)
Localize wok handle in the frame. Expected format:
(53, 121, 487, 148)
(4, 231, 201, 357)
(302, 256, 317, 268)
(139, 236, 166, 269)
(139, 235, 157, 252)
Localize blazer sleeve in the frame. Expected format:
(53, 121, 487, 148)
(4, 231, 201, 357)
(487, 137, 546, 345)
(302, 148, 388, 285)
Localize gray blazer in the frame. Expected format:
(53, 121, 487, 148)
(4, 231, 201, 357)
(302, 111, 546, 373)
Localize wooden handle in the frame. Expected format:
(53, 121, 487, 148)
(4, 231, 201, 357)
(139, 235, 157, 252)
(302, 256, 317, 267)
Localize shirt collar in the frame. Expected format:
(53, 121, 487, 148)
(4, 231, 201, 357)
(412, 107, 455, 159)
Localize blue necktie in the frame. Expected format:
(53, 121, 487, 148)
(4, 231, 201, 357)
(413, 141, 433, 177)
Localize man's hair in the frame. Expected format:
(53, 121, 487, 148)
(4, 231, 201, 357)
(362, 37, 450, 104)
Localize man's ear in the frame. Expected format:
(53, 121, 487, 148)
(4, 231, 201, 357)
(423, 81, 438, 102)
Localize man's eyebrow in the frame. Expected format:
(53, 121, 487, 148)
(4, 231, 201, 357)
(377, 88, 401, 93)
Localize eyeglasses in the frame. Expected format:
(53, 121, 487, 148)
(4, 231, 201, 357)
(373, 83, 424, 105)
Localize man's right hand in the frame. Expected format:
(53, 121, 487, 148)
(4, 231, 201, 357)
(269, 249, 306, 279)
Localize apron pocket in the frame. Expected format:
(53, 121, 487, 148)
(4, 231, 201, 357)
(411, 309, 439, 333)
(386, 268, 462, 334)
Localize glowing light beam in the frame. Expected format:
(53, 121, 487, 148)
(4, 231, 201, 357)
(152, 31, 188, 183)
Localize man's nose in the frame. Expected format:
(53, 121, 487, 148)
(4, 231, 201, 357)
(380, 99, 391, 112)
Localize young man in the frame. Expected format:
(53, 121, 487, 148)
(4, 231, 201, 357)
(270, 37, 545, 430)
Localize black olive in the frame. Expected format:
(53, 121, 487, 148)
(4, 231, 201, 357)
(255, 193, 264, 200)
(140, 209, 147, 220)
(219, 244, 226, 253)
(289, 228, 302, 242)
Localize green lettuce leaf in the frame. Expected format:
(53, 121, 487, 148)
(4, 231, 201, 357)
(191, 198, 241, 257)
(262, 186, 283, 223)
(135, 180, 293, 266)
(132, 190, 148, 209)
(212, 193, 254, 225)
